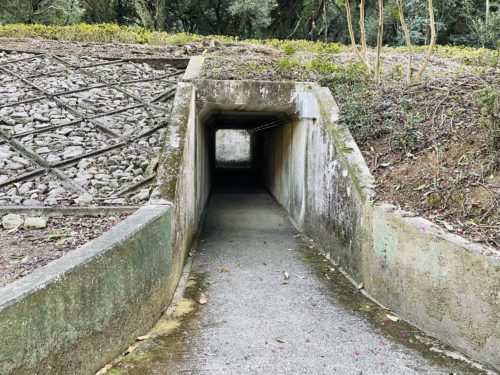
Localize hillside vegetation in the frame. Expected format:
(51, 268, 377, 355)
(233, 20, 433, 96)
(0, 24, 498, 249)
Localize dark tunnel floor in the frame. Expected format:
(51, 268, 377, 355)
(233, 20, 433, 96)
(110, 171, 487, 374)
(211, 167, 264, 194)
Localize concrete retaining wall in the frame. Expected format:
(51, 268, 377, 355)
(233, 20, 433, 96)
(0, 204, 173, 374)
(215, 129, 251, 167)
(153, 81, 210, 275)
(363, 203, 500, 369)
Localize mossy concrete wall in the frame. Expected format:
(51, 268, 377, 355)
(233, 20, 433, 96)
(152, 81, 210, 279)
(0, 204, 173, 374)
(256, 84, 374, 281)
(363, 203, 500, 370)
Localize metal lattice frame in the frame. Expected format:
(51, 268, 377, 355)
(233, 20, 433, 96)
(0, 52, 184, 202)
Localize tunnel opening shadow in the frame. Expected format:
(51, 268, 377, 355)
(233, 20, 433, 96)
(206, 110, 294, 198)
(212, 167, 263, 194)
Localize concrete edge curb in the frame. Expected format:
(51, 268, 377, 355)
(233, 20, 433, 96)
(0, 203, 170, 309)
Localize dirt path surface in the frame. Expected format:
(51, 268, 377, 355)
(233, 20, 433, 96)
(108, 174, 486, 375)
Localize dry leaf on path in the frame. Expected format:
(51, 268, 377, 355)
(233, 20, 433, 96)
(199, 293, 208, 305)
(385, 314, 400, 322)
(220, 265, 230, 272)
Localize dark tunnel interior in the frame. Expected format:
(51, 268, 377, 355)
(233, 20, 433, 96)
(204, 111, 292, 194)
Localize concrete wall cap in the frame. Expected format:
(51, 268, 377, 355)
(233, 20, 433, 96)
(0, 205, 170, 309)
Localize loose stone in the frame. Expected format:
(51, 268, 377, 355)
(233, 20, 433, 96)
(2, 213, 23, 230)
(23, 217, 47, 229)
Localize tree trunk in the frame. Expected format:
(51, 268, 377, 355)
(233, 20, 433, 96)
(375, 0, 384, 84)
(344, 0, 372, 73)
(416, 0, 436, 81)
(306, 0, 325, 40)
(486, 0, 490, 23)
(359, 0, 367, 60)
(396, 0, 413, 84)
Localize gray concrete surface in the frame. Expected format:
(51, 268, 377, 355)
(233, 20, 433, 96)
(116, 172, 484, 374)
(0, 204, 174, 375)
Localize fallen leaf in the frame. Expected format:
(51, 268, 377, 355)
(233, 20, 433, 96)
(325, 252, 331, 260)
(443, 222, 454, 231)
(199, 293, 208, 305)
(385, 314, 400, 322)
(283, 271, 290, 280)
(220, 265, 230, 272)
(95, 364, 113, 374)
(125, 344, 137, 354)
(415, 184, 426, 191)
(357, 283, 364, 290)
(136, 334, 150, 341)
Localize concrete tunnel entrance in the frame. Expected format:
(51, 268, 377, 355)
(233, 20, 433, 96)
(203, 111, 295, 195)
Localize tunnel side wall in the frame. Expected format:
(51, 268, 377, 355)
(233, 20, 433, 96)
(254, 83, 499, 370)
(257, 86, 372, 281)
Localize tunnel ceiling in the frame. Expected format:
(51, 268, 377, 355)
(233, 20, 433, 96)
(204, 111, 291, 131)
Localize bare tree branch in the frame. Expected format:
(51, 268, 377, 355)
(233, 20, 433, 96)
(375, 0, 384, 84)
(416, 0, 436, 81)
(396, 0, 413, 84)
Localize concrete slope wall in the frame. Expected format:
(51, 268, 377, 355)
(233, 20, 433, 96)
(257, 86, 374, 281)
(0, 205, 173, 374)
(153, 82, 210, 289)
(363, 204, 500, 369)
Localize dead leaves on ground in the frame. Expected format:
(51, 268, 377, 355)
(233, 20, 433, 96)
(199, 293, 208, 305)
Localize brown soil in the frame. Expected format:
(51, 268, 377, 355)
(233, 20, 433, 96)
(0, 214, 128, 287)
(349, 73, 499, 249)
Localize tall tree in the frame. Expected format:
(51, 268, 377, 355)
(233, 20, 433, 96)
(134, 0, 167, 30)
(396, 0, 413, 84)
(415, 0, 436, 81)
